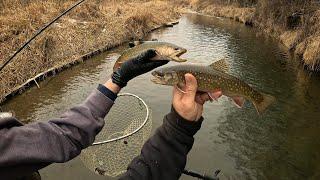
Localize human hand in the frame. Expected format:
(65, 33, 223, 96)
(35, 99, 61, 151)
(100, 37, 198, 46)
(172, 74, 222, 121)
(112, 49, 168, 88)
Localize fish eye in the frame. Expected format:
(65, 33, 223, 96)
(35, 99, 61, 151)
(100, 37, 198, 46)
(174, 47, 180, 51)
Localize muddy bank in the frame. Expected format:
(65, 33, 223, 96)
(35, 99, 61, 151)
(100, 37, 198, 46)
(0, 0, 180, 103)
(188, 0, 320, 71)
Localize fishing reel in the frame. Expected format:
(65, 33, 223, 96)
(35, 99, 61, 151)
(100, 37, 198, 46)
(183, 169, 221, 180)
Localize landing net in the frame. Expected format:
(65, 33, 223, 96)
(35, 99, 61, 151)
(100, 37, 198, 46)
(80, 93, 152, 177)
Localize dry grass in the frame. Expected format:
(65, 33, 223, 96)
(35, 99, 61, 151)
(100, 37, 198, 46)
(189, 0, 255, 25)
(188, 0, 320, 71)
(198, 5, 255, 25)
(0, 0, 180, 103)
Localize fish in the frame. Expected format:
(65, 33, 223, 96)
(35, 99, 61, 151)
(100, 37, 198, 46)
(113, 41, 187, 71)
(151, 59, 276, 114)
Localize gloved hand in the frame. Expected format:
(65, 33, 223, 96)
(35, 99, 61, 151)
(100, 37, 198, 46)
(112, 49, 168, 88)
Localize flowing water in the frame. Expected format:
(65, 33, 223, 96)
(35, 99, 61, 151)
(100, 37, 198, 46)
(2, 13, 320, 180)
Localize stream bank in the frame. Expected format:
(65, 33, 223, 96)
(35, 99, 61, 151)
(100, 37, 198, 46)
(188, 0, 320, 72)
(0, 0, 180, 104)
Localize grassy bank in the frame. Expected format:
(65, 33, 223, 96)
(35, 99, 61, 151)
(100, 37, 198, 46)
(0, 0, 180, 103)
(188, 0, 320, 71)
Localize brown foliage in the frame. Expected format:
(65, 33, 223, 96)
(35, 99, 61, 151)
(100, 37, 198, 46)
(0, 0, 180, 103)
(189, 0, 320, 71)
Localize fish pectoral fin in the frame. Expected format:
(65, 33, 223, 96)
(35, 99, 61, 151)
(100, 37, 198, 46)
(209, 59, 229, 73)
(230, 96, 246, 108)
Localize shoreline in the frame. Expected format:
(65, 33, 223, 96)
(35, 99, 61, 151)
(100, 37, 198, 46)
(1, 1, 318, 104)
(189, 3, 320, 72)
(0, 22, 179, 104)
(0, 0, 181, 104)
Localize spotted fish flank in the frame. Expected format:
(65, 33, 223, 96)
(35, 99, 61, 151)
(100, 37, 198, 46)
(151, 60, 276, 114)
(113, 41, 187, 71)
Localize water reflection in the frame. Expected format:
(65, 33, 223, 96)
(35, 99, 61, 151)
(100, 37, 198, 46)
(2, 51, 122, 123)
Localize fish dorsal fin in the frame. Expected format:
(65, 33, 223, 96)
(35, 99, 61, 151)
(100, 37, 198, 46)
(209, 59, 229, 73)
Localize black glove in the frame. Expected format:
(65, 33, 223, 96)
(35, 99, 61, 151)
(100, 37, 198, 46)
(112, 49, 169, 88)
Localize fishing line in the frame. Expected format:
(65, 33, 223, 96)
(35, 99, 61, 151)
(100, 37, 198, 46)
(0, 0, 86, 72)
(176, 86, 187, 94)
(177, 87, 186, 94)
(207, 92, 215, 102)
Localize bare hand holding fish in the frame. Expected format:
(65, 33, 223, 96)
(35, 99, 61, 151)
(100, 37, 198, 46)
(173, 73, 223, 121)
(152, 59, 276, 114)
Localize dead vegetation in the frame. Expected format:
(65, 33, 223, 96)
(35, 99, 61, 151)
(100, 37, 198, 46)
(0, 0, 180, 103)
(1, 0, 318, 103)
(188, 0, 320, 71)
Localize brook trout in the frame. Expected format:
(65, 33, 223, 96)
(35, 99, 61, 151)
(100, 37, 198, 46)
(113, 42, 187, 71)
(151, 59, 275, 114)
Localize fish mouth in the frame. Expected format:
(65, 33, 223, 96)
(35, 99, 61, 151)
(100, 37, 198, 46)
(170, 48, 187, 62)
(176, 48, 187, 57)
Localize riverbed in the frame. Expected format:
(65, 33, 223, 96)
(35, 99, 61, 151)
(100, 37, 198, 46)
(3, 13, 320, 180)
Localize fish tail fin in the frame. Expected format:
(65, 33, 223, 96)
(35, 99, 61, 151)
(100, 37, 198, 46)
(252, 93, 276, 115)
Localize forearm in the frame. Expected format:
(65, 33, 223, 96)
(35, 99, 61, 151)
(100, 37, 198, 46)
(0, 84, 117, 177)
(120, 107, 203, 180)
(104, 79, 121, 94)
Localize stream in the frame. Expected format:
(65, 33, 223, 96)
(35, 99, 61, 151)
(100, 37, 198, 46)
(3, 13, 320, 180)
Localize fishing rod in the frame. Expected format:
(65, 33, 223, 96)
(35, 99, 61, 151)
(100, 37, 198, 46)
(183, 169, 221, 180)
(0, 0, 86, 72)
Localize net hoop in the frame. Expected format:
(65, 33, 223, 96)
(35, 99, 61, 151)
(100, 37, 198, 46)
(91, 93, 149, 146)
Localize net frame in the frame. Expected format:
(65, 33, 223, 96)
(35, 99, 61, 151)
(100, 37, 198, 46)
(92, 93, 150, 146)
(81, 92, 152, 177)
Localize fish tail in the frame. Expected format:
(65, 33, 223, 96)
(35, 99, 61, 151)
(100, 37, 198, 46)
(252, 93, 276, 115)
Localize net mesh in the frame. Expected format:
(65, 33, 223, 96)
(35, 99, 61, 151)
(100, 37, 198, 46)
(80, 93, 152, 177)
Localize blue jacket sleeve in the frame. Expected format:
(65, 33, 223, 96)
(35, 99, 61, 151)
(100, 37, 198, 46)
(0, 89, 114, 178)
